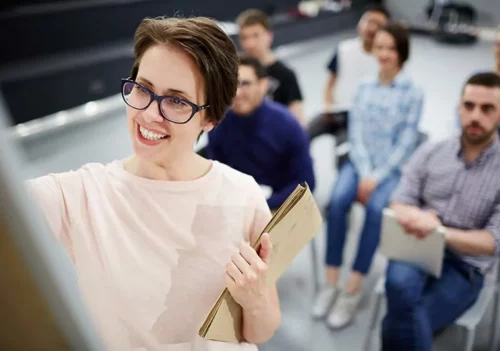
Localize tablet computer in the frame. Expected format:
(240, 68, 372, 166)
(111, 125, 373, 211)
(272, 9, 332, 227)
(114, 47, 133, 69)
(380, 208, 446, 278)
(0, 93, 103, 350)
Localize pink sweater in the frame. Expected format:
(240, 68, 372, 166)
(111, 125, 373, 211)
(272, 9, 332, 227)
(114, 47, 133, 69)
(27, 160, 272, 351)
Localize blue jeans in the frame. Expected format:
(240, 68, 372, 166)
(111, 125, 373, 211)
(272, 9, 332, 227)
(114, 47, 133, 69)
(325, 161, 400, 274)
(382, 252, 484, 351)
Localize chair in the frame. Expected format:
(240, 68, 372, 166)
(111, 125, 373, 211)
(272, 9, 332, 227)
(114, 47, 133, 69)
(363, 259, 500, 351)
(309, 131, 429, 294)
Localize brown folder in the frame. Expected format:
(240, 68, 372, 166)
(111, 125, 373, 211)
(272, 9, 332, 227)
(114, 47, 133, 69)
(199, 182, 323, 343)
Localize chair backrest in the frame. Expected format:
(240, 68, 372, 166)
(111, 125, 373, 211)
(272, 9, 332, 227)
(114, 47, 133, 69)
(484, 258, 500, 287)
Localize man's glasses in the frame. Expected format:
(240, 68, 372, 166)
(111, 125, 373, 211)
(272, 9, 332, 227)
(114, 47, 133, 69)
(121, 79, 210, 124)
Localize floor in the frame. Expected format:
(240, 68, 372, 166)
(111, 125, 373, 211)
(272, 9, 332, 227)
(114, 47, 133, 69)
(15, 29, 497, 351)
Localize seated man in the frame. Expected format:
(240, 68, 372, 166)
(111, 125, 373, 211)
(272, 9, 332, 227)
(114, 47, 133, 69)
(382, 72, 500, 351)
(205, 54, 315, 210)
(237, 9, 305, 126)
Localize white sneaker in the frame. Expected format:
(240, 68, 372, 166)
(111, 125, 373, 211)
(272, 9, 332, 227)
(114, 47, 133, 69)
(312, 285, 339, 319)
(326, 290, 362, 329)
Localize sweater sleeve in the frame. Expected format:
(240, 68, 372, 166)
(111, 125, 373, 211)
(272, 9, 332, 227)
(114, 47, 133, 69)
(205, 129, 224, 162)
(267, 124, 315, 210)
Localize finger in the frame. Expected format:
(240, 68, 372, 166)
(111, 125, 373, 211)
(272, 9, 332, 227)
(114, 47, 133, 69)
(258, 233, 273, 264)
(240, 243, 261, 266)
(232, 252, 252, 275)
(225, 273, 236, 290)
(226, 262, 243, 281)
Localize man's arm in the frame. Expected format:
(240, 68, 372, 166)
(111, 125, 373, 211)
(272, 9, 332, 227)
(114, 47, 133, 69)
(267, 127, 315, 210)
(393, 199, 500, 257)
(324, 50, 338, 109)
(324, 73, 337, 110)
(288, 100, 305, 126)
(444, 228, 496, 256)
(390, 142, 433, 208)
(447, 199, 500, 256)
(283, 70, 305, 126)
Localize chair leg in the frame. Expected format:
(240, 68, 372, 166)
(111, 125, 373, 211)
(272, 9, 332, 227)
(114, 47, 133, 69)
(310, 237, 320, 294)
(489, 289, 500, 351)
(463, 327, 475, 351)
(363, 293, 383, 351)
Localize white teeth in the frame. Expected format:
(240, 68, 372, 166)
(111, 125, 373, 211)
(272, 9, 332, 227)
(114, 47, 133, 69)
(139, 126, 167, 141)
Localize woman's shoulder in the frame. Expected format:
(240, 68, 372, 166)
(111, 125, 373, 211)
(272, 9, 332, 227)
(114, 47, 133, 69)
(213, 162, 261, 193)
(28, 161, 116, 192)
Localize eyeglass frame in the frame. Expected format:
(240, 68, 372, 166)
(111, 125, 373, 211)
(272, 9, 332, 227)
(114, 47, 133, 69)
(120, 78, 210, 124)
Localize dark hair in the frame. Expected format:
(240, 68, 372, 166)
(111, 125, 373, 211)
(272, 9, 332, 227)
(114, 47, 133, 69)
(130, 16, 239, 125)
(363, 3, 391, 19)
(379, 22, 410, 66)
(238, 54, 268, 79)
(464, 72, 500, 91)
(236, 9, 271, 31)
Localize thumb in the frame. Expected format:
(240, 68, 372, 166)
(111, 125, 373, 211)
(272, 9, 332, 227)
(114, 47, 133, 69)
(258, 233, 273, 264)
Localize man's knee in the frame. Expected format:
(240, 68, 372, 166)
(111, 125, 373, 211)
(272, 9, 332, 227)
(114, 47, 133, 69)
(385, 261, 424, 308)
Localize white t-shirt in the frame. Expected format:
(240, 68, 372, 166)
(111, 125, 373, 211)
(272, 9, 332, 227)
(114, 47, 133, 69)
(27, 160, 271, 351)
(327, 37, 378, 109)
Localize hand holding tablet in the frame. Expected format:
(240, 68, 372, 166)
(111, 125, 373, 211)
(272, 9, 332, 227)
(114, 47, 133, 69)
(380, 208, 446, 278)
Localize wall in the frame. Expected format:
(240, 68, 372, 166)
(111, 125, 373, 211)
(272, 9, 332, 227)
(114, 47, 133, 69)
(385, 0, 500, 26)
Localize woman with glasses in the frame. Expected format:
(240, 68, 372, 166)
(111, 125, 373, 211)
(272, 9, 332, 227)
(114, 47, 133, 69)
(27, 17, 281, 350)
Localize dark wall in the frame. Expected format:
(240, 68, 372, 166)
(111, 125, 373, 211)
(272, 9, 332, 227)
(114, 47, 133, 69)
(0, 0, 298, 66)
(0, 0, 359, 126)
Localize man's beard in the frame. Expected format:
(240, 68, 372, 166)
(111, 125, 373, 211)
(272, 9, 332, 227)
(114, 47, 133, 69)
(462, 123, 497, 145)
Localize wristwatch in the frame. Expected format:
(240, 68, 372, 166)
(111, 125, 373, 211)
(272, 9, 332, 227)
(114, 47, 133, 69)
(436, 225, 448, 239)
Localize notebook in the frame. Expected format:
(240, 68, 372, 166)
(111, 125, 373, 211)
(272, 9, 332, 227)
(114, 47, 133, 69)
(199, 182, 323, 343)
(0, 94, 103, 350)
(380, 208, 446, 278)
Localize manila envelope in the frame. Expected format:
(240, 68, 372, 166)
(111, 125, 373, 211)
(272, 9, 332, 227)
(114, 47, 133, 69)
(199, 183, 323, 343)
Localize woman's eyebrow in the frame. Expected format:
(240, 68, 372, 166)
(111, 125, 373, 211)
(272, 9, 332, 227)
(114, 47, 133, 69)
(136, 76, 194, 100)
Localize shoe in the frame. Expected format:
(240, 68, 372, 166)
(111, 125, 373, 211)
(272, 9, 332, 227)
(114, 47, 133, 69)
(326, 290, 362, 329)
(312, 285, 339, 319)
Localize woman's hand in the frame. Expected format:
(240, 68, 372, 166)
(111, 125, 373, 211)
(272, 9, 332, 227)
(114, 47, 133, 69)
(225, 233, 273, 312)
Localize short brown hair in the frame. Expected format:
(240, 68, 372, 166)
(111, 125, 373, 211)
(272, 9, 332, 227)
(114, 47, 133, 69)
(236, 9, 271, 30)
(379, 22, 410, 66)
(131, 16, 239, 125)
(239, 54, 267, 79)
(464, 72, 500, 93)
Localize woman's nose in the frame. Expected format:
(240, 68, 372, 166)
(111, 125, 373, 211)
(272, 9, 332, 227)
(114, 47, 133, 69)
(143, 100, 164, 123)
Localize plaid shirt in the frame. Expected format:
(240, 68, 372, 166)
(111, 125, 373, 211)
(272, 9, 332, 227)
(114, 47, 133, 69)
(392, 136, 500, 273)
(348, 72, 424, 182)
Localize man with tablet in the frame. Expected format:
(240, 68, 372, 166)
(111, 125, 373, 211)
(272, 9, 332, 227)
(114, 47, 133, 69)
(381, 72, 500, 351)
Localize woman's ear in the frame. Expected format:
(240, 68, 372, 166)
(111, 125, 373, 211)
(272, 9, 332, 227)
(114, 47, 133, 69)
(201, 119, 215, 133)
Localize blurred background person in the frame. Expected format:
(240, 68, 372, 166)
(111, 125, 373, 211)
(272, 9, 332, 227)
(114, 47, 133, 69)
(307, 4, 391, 140)
(26, 17, 281, 350)
(312, 22, 424, 329)
(237, 9, 306, 126)
(206, 54, 315, 210)
(495, 33, 500, 75)
(382, 72, 500, 351)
